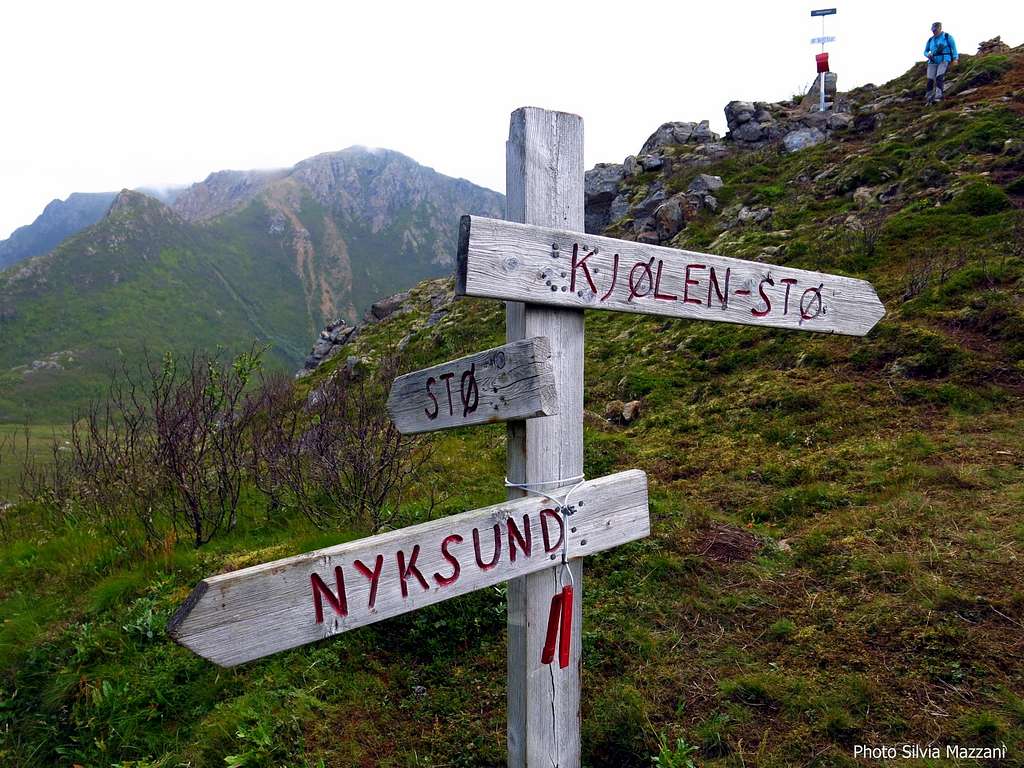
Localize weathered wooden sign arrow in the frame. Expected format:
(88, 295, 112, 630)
(386, 337, 558, 434)
(168, 469, 649, 667)
(457, 215, 885, 336)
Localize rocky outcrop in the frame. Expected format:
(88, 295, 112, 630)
(800, 72, 838, 111)
(298, 283, 454, 377)
(977, 36, 1010, 55)
(605, 399, 642, 425)
(585, 163, 626, 234)
(585, 121, 723, 234)
(172, 169, 288, 222)
(723, 73, 875, 152)
(300, 319, 357, 373)
(640, 121, 717, 155)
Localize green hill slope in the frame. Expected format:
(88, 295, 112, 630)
(0, 148, 503, 421)
(0, 46, 1023, 767)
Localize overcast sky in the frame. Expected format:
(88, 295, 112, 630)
(1, 0, 1020, 239)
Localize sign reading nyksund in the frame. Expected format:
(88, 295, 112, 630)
(457, 215, 885, 337)
(168, 470, 649, 667)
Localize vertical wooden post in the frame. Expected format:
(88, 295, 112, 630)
(505, 107, 585, 767)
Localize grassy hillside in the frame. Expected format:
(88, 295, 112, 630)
(0, 149, 503, 423)
(1, 49, 1023, 767)
(0, 192, 305, 423)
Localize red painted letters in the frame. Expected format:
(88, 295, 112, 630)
(434, 534, 463, 587)
(354, 554, 384, 609)
(311, 566, 348, 623)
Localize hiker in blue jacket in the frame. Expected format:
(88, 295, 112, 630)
(924, 21, 959, 104)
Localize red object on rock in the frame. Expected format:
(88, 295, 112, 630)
(816, 52, 830, 73)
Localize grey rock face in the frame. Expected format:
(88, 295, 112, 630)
(853, 112, 884, 133)
(584, 162, 627, 234)
(801, 72, 838, 110)
(585, 163, 625, 203)
(738, 206, 773, 225)
(783, 127, 827, 153)
(632, 185, 667, 219)
(725, 102, 756, 127)
(688, 174, 724, 194)
(639, 120, 718, 155)
(827, 112, 854, 131)
(639, 155, 665, 172)
(732, 121, 768, 143)
(609, 193, 632, 224)
(301, 318, 356, 373)
(654, 198, 685, 241)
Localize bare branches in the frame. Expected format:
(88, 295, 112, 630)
(15, 344, 431, 546)
(254, 352, 431, 533)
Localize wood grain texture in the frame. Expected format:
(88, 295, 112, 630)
(504, 107, 588, 768)
(386, 337, 558, 434)
(167, 470, 649, 668)
(458, 215, 885, 337)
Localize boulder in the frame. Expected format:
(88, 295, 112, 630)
(609, 193, 631, 223)
(801, 72, 838, 110)
(732, 121, 767, 143)
(737, 206, 773, 225)
(368, 290, 411, 322)
(604, 399, 643, 425)
(827, 112, 854, 131)
(584, 163, 625, 204)
(692, 120, 717, 143)
(695, 142, 731, 161)
(688, 174, 724, 194)
(622, 400, 642, 423)
(311, 338, 334, 357)
(623, 155, 639, 177)
(725, 101, 756, 129)
(634, 225, 660, 244)
(853, 112, 884, 133)
(641, 122, 694, 154)
(977, 36, 1010, 55)
(782, 127, 826, 153)
(639, 120, 718, 155)
(584, 162, 626, 234)
(654, 197, 685, 241)
(853, 186, 876, 208)
(632, 185, 667, 218)
(638, 154, 665, 172)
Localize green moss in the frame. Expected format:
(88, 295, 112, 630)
(950, 181, 1013, 215)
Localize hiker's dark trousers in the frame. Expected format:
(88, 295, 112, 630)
(926, 59, 950, 102)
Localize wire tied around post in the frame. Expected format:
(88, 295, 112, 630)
(504, 474, 585, 670)
(503, 473, 585, 585)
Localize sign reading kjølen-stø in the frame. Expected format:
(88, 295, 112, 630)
(457, 215, 884, 337)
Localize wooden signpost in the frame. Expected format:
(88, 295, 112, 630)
(386, 337, 558, 434)
(169, 106, 883, 767)
(457, 216, 885, 336)
(168, 469, 648, 667)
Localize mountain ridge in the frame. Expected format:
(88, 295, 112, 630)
(0, 146, 504, 420)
